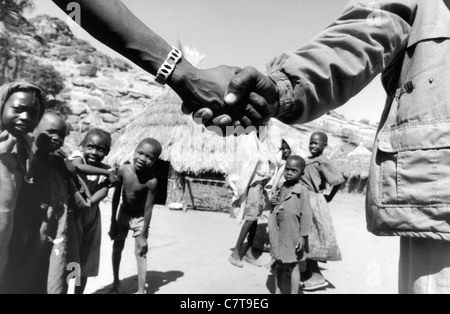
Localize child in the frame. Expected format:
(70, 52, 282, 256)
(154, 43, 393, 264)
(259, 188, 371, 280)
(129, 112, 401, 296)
(262, 138, 299, 266)
(269, 155, 312, 294)
(69, 129, 117, 294)
(267, 138, 299, 200)
(228, 131, 275, 269)
(6, 111, 80, 294)
(0, 82, 45, 289)
(108, 138, 161, 294)
(301, 132, 345, 291)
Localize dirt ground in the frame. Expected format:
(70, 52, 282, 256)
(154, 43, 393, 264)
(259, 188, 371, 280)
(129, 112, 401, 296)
(74, 193, 400, 294)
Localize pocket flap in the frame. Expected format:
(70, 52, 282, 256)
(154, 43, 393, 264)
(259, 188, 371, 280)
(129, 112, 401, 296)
(378, 121, 450, 153)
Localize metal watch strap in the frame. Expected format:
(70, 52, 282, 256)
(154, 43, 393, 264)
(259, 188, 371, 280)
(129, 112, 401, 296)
(155, 47, 183, 85)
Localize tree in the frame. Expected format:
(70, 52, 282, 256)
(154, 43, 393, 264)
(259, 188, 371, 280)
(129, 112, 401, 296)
(0, 0, 34, 84)
(18, 58, 64, 97)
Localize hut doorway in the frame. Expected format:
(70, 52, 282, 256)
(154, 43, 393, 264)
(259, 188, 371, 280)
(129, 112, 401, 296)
(153, 159, 170, 205)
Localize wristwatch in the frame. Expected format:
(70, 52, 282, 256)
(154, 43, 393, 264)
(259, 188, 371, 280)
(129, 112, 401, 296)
(155, 47, 183, 85)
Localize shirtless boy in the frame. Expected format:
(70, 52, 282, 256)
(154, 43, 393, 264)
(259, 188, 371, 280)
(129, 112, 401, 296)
(108, 138, 162, 294)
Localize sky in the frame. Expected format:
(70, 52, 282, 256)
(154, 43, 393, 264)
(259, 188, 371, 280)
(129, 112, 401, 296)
(27, 0, 386, 123)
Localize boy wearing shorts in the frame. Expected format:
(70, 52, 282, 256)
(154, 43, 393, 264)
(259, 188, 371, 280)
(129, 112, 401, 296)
(108, 138, 161, 294)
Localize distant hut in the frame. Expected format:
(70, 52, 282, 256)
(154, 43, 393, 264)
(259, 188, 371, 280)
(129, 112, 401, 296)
(108, 89, 242, 212)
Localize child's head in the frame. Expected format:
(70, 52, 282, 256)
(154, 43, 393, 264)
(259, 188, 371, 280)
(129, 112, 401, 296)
(309, 132, 328, 157)
(0, 82, 46, 137)
(34, 110, 67, 154)
(81, 129, 112, 166)
(284, 155, 306, 184)
(133, 138, 162, 172)
(281, 139, 292, 161)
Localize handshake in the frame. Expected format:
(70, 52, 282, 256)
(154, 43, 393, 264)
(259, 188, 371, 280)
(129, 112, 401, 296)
(170, 64, 280, 135)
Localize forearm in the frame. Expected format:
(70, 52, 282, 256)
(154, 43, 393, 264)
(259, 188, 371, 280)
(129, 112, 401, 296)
(111, 187, 121, 222)
(300, 194, 313, 237)
(267, 0, 417, 124)
(52, 0, 169, 72)
(91, 187, 109, 205)
(75, 163, 110, 177)
(328, 185, 342, 200)
(51, 0, 197, 93)
(141, 206, 153, 238)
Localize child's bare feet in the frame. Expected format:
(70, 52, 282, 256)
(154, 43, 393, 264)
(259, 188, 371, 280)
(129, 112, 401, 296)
(135, 283, 149, 294)
(264, 257, 276, 269)
(302, 273, 328, 291)
(243, 251, 263, 267)
(108, 282, 122, 294)
(229, 255, 243, 268)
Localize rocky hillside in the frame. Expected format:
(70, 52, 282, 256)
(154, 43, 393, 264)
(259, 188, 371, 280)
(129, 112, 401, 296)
(12, 15, 378, 193)
(17, 15, 166, 151)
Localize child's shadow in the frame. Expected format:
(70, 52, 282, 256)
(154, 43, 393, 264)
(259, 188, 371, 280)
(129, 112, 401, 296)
(266, 269, 304, 295)
(92, 270, 184, 294)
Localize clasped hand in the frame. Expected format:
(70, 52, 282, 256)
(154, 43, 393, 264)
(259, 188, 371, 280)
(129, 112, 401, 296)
(176, 66, 279, 134)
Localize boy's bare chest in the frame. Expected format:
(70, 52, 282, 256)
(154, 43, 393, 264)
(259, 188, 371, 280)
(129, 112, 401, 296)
(123, 175, 148, 194)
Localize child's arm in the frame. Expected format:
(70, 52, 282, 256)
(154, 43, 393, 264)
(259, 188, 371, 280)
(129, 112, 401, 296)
(91, 185, 110, 206)
(320, 161, 345, 203)
(109, 168, 123, 240)
(297, 190, 312, 253)
(324, 184, 343, 203)
(136, 178, 157, 257)
(90, 163, 116, 206)
(71, 157, 118, 184)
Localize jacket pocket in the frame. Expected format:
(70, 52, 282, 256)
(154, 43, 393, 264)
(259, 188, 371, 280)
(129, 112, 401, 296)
(378, 122, 450, 206)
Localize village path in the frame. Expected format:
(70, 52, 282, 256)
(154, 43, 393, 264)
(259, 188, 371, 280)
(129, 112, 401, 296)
(78, 193, 399, 295)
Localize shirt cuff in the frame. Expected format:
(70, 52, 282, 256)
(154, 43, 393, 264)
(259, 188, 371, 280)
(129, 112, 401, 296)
(269, 71, 295, 120)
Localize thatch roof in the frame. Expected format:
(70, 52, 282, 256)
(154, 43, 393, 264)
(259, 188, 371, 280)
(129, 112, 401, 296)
(107, 90, 243, 175)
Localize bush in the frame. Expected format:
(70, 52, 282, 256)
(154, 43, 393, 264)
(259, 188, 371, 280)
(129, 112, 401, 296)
(18, 58, 65, 97)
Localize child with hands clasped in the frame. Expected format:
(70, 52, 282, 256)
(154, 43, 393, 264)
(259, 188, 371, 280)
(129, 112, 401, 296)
(108, 138, 161, 294)
(269, 156, 312, 294)
(69, 129, 117, 294)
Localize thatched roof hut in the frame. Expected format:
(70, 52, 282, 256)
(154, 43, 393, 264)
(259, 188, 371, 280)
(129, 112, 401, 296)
(107, 89, 242, 175)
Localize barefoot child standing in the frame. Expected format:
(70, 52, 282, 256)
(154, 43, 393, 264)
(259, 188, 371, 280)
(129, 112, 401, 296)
(269, 156, 312, 294)
(0, 82, 45, 289)
(109, 138, 161, 294)
(69, 129, 117, 294)
(301, 132, 345, 291)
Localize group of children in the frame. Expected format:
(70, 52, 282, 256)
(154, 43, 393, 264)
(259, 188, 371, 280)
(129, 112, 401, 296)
(0, 81, 344, 295)
(0, 82, 161, 294)
(230, 132, 345, 294)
